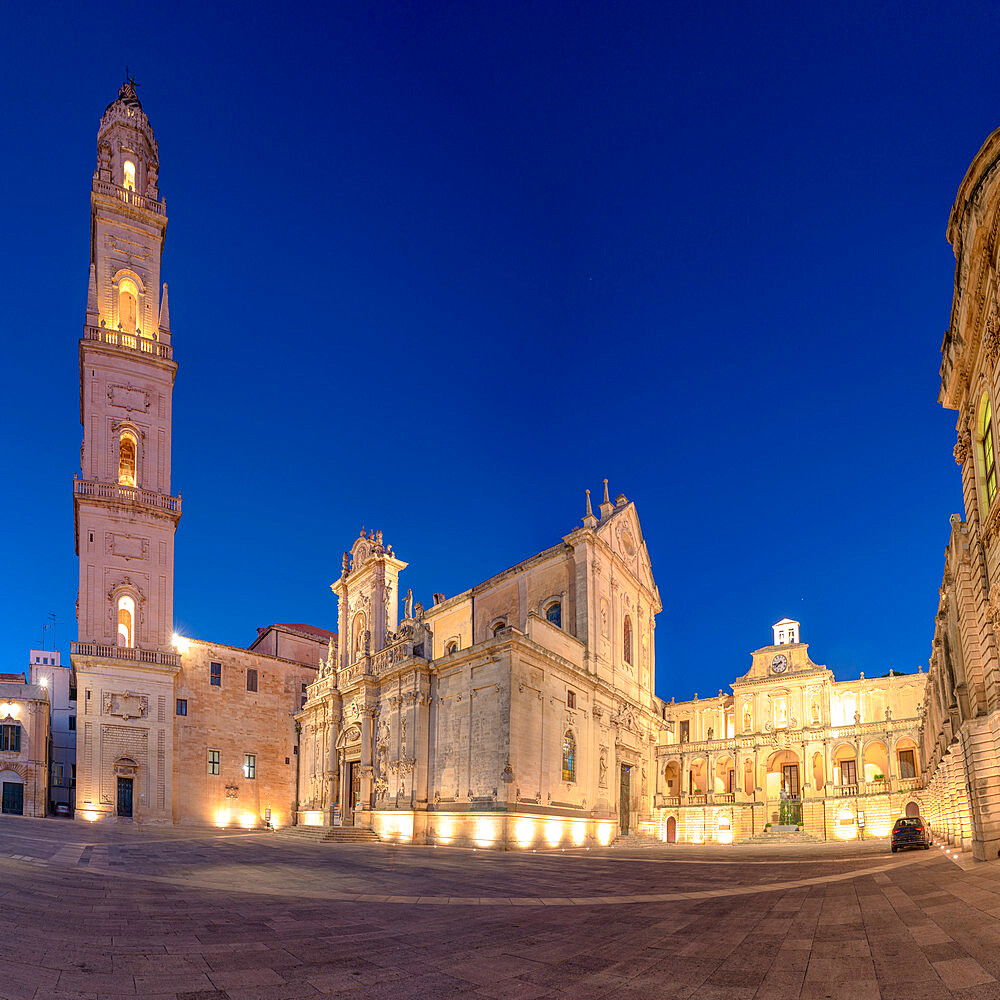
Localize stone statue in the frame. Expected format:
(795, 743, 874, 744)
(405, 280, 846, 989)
(707, 726, 713, 741)
(854, 709, 861, 727)
(342, 552, 350, 575)
(404, 588, 413, 619)
(599, 748, 608, 787)
(413, 601, 424, 619)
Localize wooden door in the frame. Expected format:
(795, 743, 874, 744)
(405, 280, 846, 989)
(619, 764, 631, 835)
(782, 764, 800, 797)
(666, 815, 676, 843)
(116, 777, 133, 818)
(347, 762, 360, 824)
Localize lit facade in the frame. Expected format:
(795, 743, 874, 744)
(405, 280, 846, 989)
(655, 623, 926, 844)
(27, 650, 76, 812)
(296, 483, 665, 849)
(0, 675, 50, 818)
(926, 123, 1000, 860)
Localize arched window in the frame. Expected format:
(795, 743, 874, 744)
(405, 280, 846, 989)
(561, 730, 576, 782)
(119, 278, 138, 334)
(352, 612, 366, 661)
(492, 621, 506, 637)
(119, 431, 137, 487)
(117, 595, 135, 648)
(981, 395, 997, 509)
(445, 640, 458, 655)
(546, 602, 562, 629)
(623, 615, 633, 665)
(123, 160, 136, 191)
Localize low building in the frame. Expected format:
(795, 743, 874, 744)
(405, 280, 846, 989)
(0, 674, 50, 817)
(654, 621, 926, 844)
(27, 650, 76, 813)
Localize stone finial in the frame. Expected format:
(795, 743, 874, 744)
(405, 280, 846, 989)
(158, 283, 170, 333)
(582, 489, 598, 529)
(599, 478, 615, 520)
(86, 264, 98, 323)
(918, 664, 923, 673)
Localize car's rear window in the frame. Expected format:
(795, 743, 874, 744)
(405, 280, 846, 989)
(894, 818, 922, 828)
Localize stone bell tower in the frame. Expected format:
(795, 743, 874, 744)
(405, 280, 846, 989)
(72, 78, 181, 822)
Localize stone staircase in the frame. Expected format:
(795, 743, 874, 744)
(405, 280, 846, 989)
(613, 831, 662, 848)
(276, 825, 380, 844)
(738, 828, 821, 845)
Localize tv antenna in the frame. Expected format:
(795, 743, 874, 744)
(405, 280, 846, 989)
(41, 612, 63, 652)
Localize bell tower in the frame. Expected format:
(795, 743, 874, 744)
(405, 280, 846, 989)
(72, 79, 180, 823)
(73, 77, 180, 654)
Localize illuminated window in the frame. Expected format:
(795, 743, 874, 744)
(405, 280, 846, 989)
(208, 749, 220, 775)
(562, 730, 576, 782)
(623, 615, 633, 665)
(243, 754, 256, 780)
(546, 602, 562, 628)
(773, 695, 788, 729)
(123, 160, 136, 191)
(0, 725, 21, 752)
(119, 431, 137, 487)
(246, 668, 258, 692)
(118, 278, 138, 334)
(982, 396, 997, 508)
(210, 662, 221, 687)
(117, 595, 135, 648)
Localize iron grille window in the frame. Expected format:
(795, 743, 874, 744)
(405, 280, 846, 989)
(246, 669, 258, 692)
(208, 749, 220, 775)
(0, 725, 21, 752)
(210, 662, 221, 687)
(244, 754, 256, 779)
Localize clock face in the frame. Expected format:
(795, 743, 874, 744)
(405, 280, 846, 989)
(771, 654, 788, 674)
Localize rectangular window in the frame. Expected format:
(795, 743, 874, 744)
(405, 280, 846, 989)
(0, 725, 21, 752)
(244, 754, 256, 780)
(208, 749, 220, 775)
(567, 690, 576, 709)
(176, 699, 187, 716)
(679, 720, 689, 742)
(841, 759, 857, 786)
(300, 682, 308, 709)
(246, 669, 258, 692)
(210, 662, 221, 687)
(782, 764, 800, 797)
(68, 715, 76, 731)
(53, 763, 64, 786)
(71, 764, 76, 787)
(898, 750, 916, 779)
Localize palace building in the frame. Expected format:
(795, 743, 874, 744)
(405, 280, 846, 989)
(924, 123, 1000, 861)
(653, 621, 926, 844)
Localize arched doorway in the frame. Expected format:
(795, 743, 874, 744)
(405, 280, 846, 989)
(905, 800, 919, 818)
(666, 815, 677, 843)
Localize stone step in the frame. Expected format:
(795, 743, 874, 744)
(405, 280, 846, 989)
(737, 829, 821, 845)
(275, 825, 380, 844)
(613, 833, 661, 848)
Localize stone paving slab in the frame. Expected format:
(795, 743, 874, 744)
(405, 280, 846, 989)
(0, 816, 993, 999)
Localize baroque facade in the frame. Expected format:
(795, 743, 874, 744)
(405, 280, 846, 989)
(296, 483, 665, 849)
(925, 124, 1000, 861)
(654, 621, 926, 844)
(70, 82, 325, 827)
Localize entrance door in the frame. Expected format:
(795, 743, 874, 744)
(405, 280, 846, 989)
(666, 815, 677, 843)
(346, 762, 360, 825)
(116, 777, 133, 818)
(905, 800, 919, 818)
(2, 782, 23, 815)
(620, 764, 631, 835)
(782, 764, 800, 797)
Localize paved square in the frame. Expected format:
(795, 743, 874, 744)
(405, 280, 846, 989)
(0, 816, 996, 999)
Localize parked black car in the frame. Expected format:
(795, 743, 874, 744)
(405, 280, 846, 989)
(891, 816, 930, 852)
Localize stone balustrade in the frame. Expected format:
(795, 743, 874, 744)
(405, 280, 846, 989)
(92, 177, 166, 216)
(83, 324, 173, 360)
(74, 477, 181, 515)
(71, 641, 181, 668)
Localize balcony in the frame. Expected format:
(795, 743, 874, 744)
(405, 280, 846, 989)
(74, 477, 181, 516)
(83, 324, 173, 361)
(71, 641, 180, 668)
(92, 177, 166, 217)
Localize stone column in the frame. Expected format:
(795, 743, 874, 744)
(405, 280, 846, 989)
(359, 707, 374, 825)
(326, 698, 340, 824)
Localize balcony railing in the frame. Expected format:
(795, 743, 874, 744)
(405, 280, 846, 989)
(92, 177, 166, 216)
(74, 477, 181, 515)
(71, 641, 180, 668)
(715, 792, 735, 804)
(832, 783, 859, 797)
(83, 324, 173, 361)
(896, 776, 922, 792)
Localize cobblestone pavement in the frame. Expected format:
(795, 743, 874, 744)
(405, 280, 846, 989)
(0, 816, 997, 999)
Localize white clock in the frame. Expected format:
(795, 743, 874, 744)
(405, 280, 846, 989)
(771, 654, 788, 674)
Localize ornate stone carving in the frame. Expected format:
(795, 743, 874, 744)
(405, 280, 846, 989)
(954, 430, 971, 466)
(599, 746, 608, 787)
(225, 784, 239, 799)
(103, 691, 148, 721)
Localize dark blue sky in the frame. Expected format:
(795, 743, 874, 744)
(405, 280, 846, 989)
(0, 2, 992, 699)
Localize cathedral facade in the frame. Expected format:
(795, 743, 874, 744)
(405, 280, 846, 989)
(925, 124, 1000, 861)
(296, 484, 665, 849)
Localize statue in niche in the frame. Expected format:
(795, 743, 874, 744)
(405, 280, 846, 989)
(810, 697, 821, 725)
(404, 588, 413, 619)
(641, 766, 647, 798)
(599, 748, 608, 787)
(707, 726, 713, 741)
(743, 705, 752, 732)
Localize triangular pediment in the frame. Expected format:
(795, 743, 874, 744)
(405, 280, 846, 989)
(596, 503, 661, 610)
